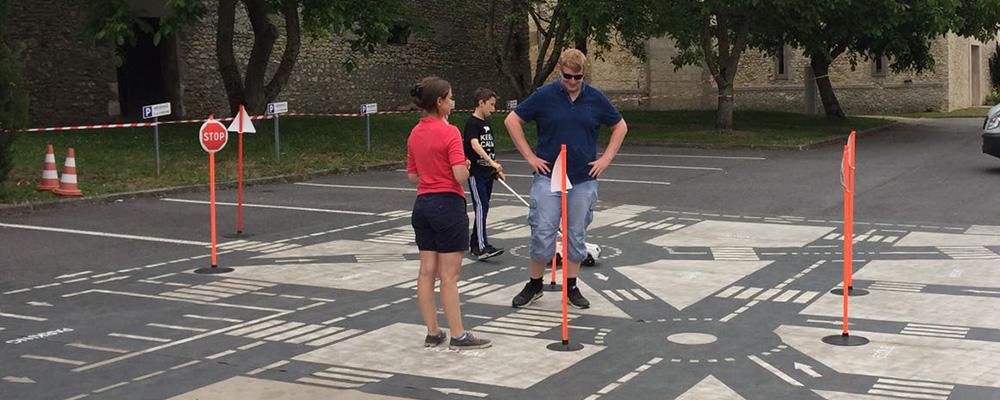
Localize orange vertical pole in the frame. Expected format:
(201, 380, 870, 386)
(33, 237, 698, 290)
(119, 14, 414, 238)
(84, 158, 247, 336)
(842, 147, 850, 334)
(847, 132, 856, 289)
(237, 106, 245, 234)
(210, 152, 218, 268)
(560, 144, 569, 345)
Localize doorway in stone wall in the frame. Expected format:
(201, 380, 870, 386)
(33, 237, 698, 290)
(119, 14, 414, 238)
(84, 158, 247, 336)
(115, 18, 180, 121)
(972, 44, 982, 106)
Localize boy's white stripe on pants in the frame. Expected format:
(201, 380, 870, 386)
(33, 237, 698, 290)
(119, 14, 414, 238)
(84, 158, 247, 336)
(469, 175, 493, 251)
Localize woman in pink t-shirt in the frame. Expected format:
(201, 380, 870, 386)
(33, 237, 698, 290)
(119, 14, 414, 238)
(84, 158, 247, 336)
(407, 77, 491, 350)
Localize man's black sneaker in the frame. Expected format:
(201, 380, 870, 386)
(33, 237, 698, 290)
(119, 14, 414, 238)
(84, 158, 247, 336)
(424, 331, 447, 347)
(472, 245, 504, 260)
(567, 288, 591, 309)
(449, 332, 491, 350)
(511, 282, 543, 308)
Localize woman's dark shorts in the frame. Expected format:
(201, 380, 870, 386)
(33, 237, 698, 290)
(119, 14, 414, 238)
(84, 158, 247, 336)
(411, 192, 469, 253)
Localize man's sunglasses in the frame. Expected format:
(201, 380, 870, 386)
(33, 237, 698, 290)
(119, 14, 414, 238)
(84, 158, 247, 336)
(562, 72, 584, 81)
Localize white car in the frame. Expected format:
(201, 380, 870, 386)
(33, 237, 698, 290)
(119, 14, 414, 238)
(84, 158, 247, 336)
(984, 104, 1000, 158)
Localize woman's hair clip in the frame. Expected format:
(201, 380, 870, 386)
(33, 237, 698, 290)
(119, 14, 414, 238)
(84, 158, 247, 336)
(410, 86, 422, 98)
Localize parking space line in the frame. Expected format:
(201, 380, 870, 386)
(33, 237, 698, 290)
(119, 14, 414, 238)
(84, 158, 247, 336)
(500, 159, 722, 171)
(610, 153, 766, 160)
(161, 198, 377, 216)
(504, 173, 670, 185)
(0, 223, 207, 246)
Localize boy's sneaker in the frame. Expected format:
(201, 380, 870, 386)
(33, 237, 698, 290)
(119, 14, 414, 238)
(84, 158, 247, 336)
(424, 331, 447, 347)
(471, 245, 504, 260)
(449, 332, 491, 350)
(567, 288, 591, 309)
(511, 282, 543, 308)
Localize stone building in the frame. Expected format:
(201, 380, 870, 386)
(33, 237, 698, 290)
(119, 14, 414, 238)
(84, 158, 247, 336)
(7, 0, 521, 126)
(582, 34, 997, 114)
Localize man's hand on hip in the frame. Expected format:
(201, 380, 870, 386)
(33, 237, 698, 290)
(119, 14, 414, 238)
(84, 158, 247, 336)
(526, 155, 551, 175)
(588, 156, 611, 178)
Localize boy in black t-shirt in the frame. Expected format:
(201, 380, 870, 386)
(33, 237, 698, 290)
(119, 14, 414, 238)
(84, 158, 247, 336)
(464, 88, 506, 260)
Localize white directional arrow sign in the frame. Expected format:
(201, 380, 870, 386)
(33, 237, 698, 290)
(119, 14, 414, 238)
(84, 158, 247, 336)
(26, 302, 52, 307)
(794, 362, 822, 378)
(594, 273, 609, 281)
(3, 376, 36, 384)
(432, 387, 489, 398)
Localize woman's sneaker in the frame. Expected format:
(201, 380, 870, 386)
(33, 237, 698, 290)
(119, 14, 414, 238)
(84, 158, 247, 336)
(424, 331, 447, 347)
(449, 332, 491, 350)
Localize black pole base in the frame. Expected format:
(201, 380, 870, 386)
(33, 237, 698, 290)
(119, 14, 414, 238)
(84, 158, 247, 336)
(223, 232, 255, 239)
(543, 283, 563, 292)
(547, 340, 584, 352)
(822, 333, 869, 346)
(195, 266, 235, 274)
(830, 287, 870, 296)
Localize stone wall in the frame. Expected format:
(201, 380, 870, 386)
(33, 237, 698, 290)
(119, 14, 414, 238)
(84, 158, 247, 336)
(179, 0, 519, 119)
(9, 0, 520, 126)
(585, 34, 993, 114)
(7, 0, 120, 126)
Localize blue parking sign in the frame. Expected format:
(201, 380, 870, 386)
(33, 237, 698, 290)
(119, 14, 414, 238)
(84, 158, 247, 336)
(143, 106, 153, 119)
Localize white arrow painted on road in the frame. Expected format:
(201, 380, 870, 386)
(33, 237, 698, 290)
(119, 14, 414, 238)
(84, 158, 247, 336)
(27, 302, 53, 307)
(794, 362, 822, 378)
(594, 273, 609, 281)
(3, 376, 36, 384)
(432, 387, 488, 397)
(964, 289, 1000, 295)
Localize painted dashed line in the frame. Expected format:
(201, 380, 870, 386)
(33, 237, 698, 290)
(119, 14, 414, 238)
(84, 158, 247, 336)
(586, 357, 661, 399)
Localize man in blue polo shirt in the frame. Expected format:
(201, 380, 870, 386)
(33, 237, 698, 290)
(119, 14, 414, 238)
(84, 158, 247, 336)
(504, 48, 628, 309)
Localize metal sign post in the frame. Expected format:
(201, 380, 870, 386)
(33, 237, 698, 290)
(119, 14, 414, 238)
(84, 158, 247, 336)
(142, 102, 171, 178)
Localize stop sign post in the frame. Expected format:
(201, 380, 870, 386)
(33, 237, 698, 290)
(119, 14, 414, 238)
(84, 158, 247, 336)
(195, 116, 234, 275)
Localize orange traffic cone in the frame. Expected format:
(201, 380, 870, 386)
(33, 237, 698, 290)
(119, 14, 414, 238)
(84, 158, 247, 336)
(53, 148, 82, 197)
(36, 144, 60, 192)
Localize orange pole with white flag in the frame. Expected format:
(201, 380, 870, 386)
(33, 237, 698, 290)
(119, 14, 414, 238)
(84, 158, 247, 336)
(560, 144, 569, 346)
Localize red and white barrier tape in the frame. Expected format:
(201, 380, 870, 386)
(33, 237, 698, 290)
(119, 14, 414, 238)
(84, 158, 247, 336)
(11, 91, 659, 133)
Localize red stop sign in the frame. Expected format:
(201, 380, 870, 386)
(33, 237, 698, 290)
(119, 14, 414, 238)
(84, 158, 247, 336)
(199, 119, 229, 153)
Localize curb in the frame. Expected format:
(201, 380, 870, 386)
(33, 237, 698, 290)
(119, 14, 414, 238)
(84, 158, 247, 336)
(0, 161, 405, 217)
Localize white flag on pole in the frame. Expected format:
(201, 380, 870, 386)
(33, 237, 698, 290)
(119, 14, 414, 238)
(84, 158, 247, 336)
(550, 152, 572, 192)
(227, 105, 257, 133)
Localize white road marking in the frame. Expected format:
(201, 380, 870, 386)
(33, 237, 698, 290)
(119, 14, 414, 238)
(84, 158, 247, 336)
(21, 355, 86, 366)
(162, 198, 377, 216)
(0, 223, 208, 246)
(748, 355, 803, 387)
(504, 173, 670, 186)
(108, 333, 171, 343)
(609, 153, 766, 160)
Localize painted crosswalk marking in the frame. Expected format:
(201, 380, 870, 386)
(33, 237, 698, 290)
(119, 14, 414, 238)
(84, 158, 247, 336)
(868, 281, 925, 293)
(900, 323, 969, 339)
(217, 240, 301, 253)
(867, 378, 954, 400)
(475, 309, 578, 337)
(711, 247, 759, 261)
(938, 246, 1000, 260)
(365, 227, 415, 245)
(296, 365, 394, 389)
(602, 288, 657, 302)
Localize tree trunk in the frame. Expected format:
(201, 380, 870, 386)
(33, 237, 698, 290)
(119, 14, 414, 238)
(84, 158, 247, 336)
(811, 54, 847, 120)
(216, 0, 245, 114)
(717, 83, 734, 133)
(574, 21, 588, 55)
(261, 0, 301, 113)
